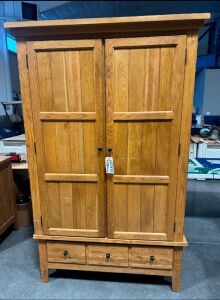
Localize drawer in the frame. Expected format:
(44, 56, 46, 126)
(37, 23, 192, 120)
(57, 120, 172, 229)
(87, 244, 129, 267)
(131, 246, 173, 270)
(47, 242, 86, 264)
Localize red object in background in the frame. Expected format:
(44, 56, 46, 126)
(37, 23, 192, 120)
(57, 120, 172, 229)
(8, 152, 21, 163)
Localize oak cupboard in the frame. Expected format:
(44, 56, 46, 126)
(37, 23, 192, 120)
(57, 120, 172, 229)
(5, 13, 210, 292)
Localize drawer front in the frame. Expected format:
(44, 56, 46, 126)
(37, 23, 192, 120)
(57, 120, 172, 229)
(131, 247, 173, 270)
(47, 242, 86, 264)
(87, 245, 129, 267)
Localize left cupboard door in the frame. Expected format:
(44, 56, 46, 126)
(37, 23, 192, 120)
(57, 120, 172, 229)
(27, 40, 105, 237)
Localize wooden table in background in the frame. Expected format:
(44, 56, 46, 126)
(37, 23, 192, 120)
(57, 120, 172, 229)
(0, 156, 17, 235)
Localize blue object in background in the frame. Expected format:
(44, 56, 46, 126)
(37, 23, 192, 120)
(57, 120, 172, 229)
(204, 115, 220, 125)
(197, 158, 220, 169)
(6, 34, 17, 53)
(0, 128, 18, 139)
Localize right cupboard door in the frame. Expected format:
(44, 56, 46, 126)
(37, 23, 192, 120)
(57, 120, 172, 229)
(106, 36, 186, 241)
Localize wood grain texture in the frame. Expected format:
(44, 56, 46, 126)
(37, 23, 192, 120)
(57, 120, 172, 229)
(44, 174, 98, 182)
(27, 39, 105, 237)
(47, 242, 86, 264)
(39, 112, 96, 121)
(34, 234, 188, 247)
(5, 14, 210, 29)
(106, 35, 186, 241)
(113, 111, 174, 120)
(113, 175, 170, 184)
(5, 14, 210, 38)
(48, 228, 99, 237)
(113, 232, 167, 241)
(48, 262, 172, 276)
(46, 183, 61, 229)
(165, 35, 187, 240)
(28, 39, 95, 50)
(131, 246, 173, 269)
(174, 34, 198, 242)
(38, 241, 48, 283)
(0, 159, 16, 235)
(14, 14, 204, 289)
(172, 247, 183, 292)
(87, 244, 129, 267)
(17, 41, 42, 234)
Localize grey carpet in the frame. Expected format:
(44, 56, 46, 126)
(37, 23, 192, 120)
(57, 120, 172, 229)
(0, 216, 220, 299)
(186, 179, 220, 218)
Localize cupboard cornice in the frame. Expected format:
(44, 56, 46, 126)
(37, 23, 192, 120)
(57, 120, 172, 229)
(5, 13, 210, 38)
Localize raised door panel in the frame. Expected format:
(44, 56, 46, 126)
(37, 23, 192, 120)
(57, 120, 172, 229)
(106, 36, 186, 241)
(27, 40, 105, 237)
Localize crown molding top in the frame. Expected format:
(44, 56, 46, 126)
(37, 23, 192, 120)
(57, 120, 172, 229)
(4, 13, 210, 38)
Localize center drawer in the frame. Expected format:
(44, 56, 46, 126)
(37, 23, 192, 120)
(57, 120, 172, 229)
(47, 242, 86, 264)
(87, 244, 129, 267)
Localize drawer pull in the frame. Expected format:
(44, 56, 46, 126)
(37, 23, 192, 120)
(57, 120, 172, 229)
(63, 250, 69, 257)
(106, 253, 111, 259)
(150, 255, 155, 262)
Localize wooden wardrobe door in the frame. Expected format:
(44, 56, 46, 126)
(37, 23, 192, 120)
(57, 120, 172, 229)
(106, 36, 186, 241)
(27, 40, 105, 237)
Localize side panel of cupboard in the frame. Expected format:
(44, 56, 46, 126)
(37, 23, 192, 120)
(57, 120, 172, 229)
(27, 40, 106, 237)
(106, 36, 186, 241)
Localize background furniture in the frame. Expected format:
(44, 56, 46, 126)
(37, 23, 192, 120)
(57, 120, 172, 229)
(0, 134, 26, 154)
(0, 156, 17, 235)
(5, 13, 209, 292)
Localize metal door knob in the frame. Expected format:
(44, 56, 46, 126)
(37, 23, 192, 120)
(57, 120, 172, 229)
(63, 250, 68, 257)
(107, 147, 113, 152)
(150, 256, 155, 262)
(97, 146, 103, 151)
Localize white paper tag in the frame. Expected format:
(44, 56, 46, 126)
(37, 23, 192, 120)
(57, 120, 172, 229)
(105, 157, 114, 174)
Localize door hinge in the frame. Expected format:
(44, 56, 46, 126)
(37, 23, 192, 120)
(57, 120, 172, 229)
(178, 143, 181, 157)
(34, 142, 37, 154)
(185, 49, 188, 65)
(26, 54, 29, 69)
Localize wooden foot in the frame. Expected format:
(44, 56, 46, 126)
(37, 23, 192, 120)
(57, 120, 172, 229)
(39, 241, 49, 283)
(172, 247, 183, 292)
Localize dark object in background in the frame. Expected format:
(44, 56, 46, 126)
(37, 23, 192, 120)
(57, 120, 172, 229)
(0, 128, 19, 139)
(215, 119, 220, 127)
(22, 2, 38, 20)
(204, 115, 220, 126)
(15, 181, 32, 227)
(16, 193, 29, 204)
(192, 115, 197, 125)
(16, 201, 33, 227)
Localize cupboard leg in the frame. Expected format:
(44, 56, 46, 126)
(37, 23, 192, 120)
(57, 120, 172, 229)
(38, 241, 48, 283)
(172, 247, 183, 292)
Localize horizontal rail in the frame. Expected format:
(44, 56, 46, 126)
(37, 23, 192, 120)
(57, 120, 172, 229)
(113, 111, 174, 121)
(113, 175, 170, 184)
(39, 112, 96, 121)
(45, 173, 98, 182)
